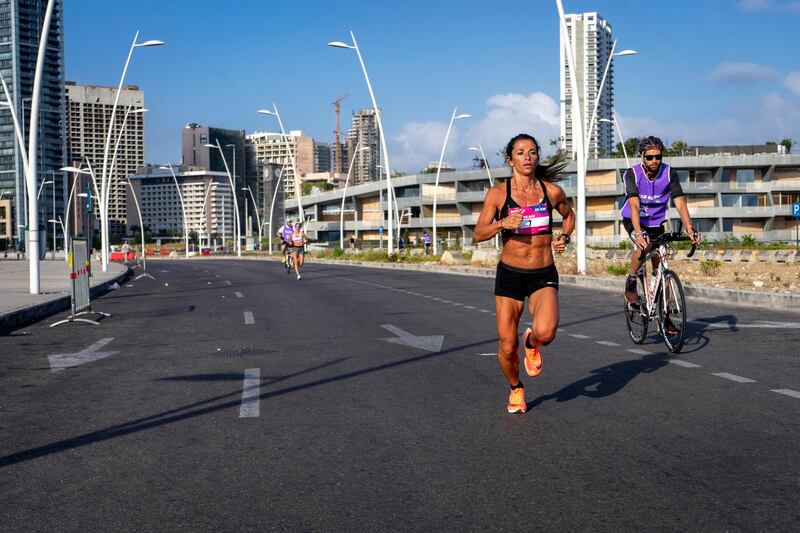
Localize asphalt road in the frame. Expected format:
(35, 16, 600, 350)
(1, 259, 798, 531)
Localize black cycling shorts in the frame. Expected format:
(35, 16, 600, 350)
(494, 262, 559, 302)
(622, 218, 665, 240)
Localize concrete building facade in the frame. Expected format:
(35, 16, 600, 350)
(246, 130, 314, 204)
(66, 82, 144, 238)
(290, 153, 800, 246)
(560, 12, 614, 159)
(348, 108, 381, 185)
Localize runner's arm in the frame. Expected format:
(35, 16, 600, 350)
(473, 185, 507, 242)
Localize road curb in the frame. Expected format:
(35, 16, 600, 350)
(309, 257, 800, 313)
(0, 265, 133, 335)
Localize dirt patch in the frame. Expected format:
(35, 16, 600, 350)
(554, 254, 800, 293)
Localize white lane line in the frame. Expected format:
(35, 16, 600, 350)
(235, 292, 244, 298)
(244, 311, 255, 325)
(224, 280, 232, 286)
(569, 334, 591, 339)
(478, 352, 495, 356)
(239, 368, 261, 418)
(451, 302, 464, 306)
(595, 341, 620, 347)
(771, 389, 800, 399)
(712, 373, 756, 383)
(669, 359, 702, 368)
(464, 305, 477, 310)
(215, 274, 221, 278)
(440, 300, 453, 304)
(480, 309, 493, 314)
(431, 298, 443, 301)
(627, 349, 652, 356)
(557, 328, 565, 332)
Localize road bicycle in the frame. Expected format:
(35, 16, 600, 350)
(625, 227, 697, 353)
(285, 249, 293, 274)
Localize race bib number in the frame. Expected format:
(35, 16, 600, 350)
(508, 205, 549, 235)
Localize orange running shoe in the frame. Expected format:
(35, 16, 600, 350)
(522, 328, 543, 377)
(507, 387, 527, 414)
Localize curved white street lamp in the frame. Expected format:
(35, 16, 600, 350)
(98, 31, 163, 273)
(468, 145, 500, 248)
(204, 141, 241, 257)
(256, 105, 306, 227)
(599, 116, 630, 169)
(224, 143, 241, 255)
(328, 32, 397, 254)
(340, 143, 368, 249)
(121, 179, 154, 280)
(47, 217, 66, 260)
(242, 186, 262, 250)
(266, 165, 285, 256)
(585, 42, 637, 160)
(432, 108, 470, 255)
(159, 164, 190, 259)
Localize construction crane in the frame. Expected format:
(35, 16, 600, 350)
(332, 93, 349, 175)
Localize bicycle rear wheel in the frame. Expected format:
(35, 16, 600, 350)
(625, 274, 648, 344)
(660, 270, 687, 353)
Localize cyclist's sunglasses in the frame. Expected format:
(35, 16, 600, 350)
(643, 154, 663, 161)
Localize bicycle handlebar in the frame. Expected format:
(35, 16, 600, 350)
(637, 232, 697, 261)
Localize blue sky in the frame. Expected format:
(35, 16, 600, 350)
(64, 0, 800, 172)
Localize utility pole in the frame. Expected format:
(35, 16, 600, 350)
(332, 93, 349, 174)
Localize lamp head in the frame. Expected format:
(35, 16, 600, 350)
(327, 41, 353, 49)
(136, 39, 165, 48)
(615, 49, 638, 57)
(454, 113, 471, 120)
(257, 109, 275, 116)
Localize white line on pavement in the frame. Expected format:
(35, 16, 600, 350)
(668, 359, 702, 368)
(235, 292, 244, 298)
(224, 280, 232, 286)
(479, 309, 493, 313)
(464, 305, 477, 309)
(595, 340, 620, 347)
(712, 373, 756, 383)
(244, 311, 255, 325)
(770, 389, 800, 399)
(569, 334, 591, 339)
(478, 353, 495, 356)
(626, 349, 652, 356)
(239, 368, 260, 418)
(451, 302, 464, 306)
(440, 300, 452, 304)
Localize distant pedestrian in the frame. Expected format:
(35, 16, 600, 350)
(122, 241, 131, 261)
(397, 235, 404, 251)
(423, 232, 431, 255)
(349, 236, 355, 252)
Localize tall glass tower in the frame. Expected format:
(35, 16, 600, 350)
(0, 0, 66, 250)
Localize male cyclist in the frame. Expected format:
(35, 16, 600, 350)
(620, 136, 701, 309)
(277, 219, 294, 266)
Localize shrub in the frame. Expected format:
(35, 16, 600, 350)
(700, 259, 721, 276)
(605, 262, 629, 276)
(331, 247, 345, 258)
(741, 234, 756, 247)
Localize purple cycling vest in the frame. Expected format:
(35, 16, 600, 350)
(620, 163, 672, 227)
(280, 225, 294, 241)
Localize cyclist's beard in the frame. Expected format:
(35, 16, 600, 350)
(644, 162, 661, 178)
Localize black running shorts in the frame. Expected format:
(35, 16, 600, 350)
(494, 262, 559, 302)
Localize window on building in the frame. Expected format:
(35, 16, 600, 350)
(736, 168, 755, 184)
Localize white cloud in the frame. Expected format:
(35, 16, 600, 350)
(389, 91, 561, 173)
(706, 62, 779, 84)
(784, 71, 800, 96)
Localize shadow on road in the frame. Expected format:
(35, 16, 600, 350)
(528, 352, 669, 409)
(0, 337, 493, 468)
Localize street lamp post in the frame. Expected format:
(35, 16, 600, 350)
(225, 143, 240, 255)
(267, 165, 285, 256)
(121, 179, 154, 280)
(98, 31, 163, 273)
(243, 186, 262, 251)
(599, 115, 631, 169)
(328, 32, 397, 254)
(36, 177, 53, 259)
(468, 145, 499, 249)
(204, 141, 240, 257)
(432, 107, 470, 255)
(340, 143, 367, 249)
(159, 164, 189, 259)
(256, 105, 306, 226)
(556, 0, 587, 273)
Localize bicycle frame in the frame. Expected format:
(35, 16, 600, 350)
(637, 244, 677, 322)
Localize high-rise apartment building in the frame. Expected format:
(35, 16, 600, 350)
(0, 0, 66, 250)
(348, 108, 381, 185)
(560, 12, 614, 159)
(66, 82, 145, 237)
(313, 141, 332, 173)
(246, 130, 314, 202)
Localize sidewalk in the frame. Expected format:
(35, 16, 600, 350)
(0, 259, 129, 334)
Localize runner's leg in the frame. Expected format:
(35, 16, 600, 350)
(525, 287, 559, 348)
(495, 295, 525, 385)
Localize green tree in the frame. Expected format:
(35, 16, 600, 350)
(780, 138, 793, 153)
(615, 137, 643, 161)
(667, 139, 688, 156)
(301, 181, 334, 195)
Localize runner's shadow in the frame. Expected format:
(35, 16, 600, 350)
(528, 353, 669, 409)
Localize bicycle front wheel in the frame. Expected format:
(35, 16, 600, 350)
(660, 270, 687, 353)
(625, 274, 648, 344)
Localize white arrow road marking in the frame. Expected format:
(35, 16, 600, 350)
(771, 389, 800, 399)
(48, 338, 118, 372)
(244, 311, 255, 325)
(712, 372, 756, 383)
(239, 368, 260, 418)
(380, 324, 444, 353)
